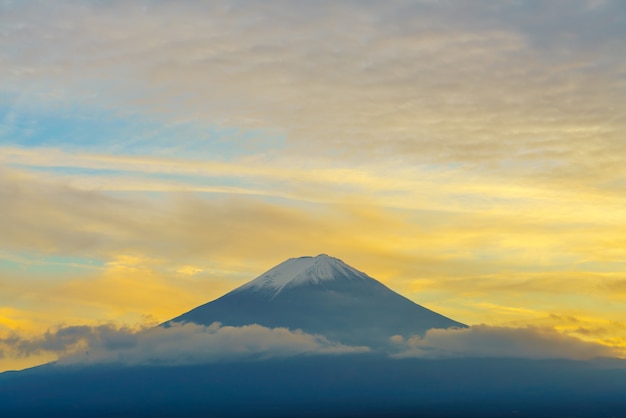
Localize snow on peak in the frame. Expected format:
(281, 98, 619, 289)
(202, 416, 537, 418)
(235, 254, 369, 295)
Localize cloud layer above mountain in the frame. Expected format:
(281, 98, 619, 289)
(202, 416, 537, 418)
(3, 0, 625, 169)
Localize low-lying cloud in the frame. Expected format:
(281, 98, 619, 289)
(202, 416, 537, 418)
(392, 325, 621, 360)
(3, 322, 621, 368)
(1, 322, 368, 367)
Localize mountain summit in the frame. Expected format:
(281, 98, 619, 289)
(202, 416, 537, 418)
(168, 254, 466, 347)
(234, 254, 370, 297)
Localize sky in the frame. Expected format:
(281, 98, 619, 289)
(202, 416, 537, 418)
(1, 0, 625, 371)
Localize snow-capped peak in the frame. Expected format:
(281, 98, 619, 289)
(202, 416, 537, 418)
(235, 254, 369, 295)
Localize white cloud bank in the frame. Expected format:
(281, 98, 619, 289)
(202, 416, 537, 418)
(1, 322, 368, 367)
(392, 325, 621, 360)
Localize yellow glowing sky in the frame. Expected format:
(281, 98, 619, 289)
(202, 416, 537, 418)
(1, 1, 625, 371)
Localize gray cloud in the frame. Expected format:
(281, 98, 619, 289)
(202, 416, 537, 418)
(1, 0, 624, 181)
(3, 324, 138, 357)
(392, 325, 620, 360)
(1, 322, 368, 366)
(4, 322, 619, 366)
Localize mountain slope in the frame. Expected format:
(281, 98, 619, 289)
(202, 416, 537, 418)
(168, 254, 466, 347)
(3, 356, 626, 417)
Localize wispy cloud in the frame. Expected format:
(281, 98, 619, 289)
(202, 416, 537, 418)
(2, 1, 624, 176)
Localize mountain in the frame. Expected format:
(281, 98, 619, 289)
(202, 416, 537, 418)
(3, 254, 626, 417)
(168, 254, 466, 347)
